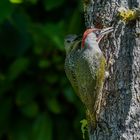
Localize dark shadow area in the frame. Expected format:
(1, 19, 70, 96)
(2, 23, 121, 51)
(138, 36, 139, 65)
(0, 0, 85, 140)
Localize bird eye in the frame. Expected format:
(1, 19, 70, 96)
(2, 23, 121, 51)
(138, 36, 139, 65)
(95, 31, 100, 37)
(67, 40, 71, 43)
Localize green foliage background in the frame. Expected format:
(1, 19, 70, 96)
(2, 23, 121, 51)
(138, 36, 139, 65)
(0, 0, 85, 139)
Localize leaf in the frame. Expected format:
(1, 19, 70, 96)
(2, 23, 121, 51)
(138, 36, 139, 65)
(47, 98, 61, 114)
(32, 113, 53, 140)
(27, 0, 37, 4)
(38, 60, 50, 68)
(67, 10, 83, 34)
(64, 87, 76, 103)
(41, 22, 65, 50)
(20, 102, 39, 118)
(8, 58, 30, 81)
(9, 0, 23, 4)
(43, 0, 65, 11)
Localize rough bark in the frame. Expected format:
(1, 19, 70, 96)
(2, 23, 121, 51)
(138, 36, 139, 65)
(83, 0, 140, 139)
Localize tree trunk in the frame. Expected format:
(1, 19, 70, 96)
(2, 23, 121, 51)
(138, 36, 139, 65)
(83, 0, 140, 139)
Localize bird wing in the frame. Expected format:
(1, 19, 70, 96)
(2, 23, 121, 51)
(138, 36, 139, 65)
(64, 40, 81, 96)
(75, 49, 106, 113)
(64, 52, 79, 96)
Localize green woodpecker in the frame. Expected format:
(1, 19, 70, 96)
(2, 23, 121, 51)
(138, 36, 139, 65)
(64, 27, 113, 131)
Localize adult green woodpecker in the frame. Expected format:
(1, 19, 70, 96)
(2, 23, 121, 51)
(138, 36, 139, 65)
(64, 27, 113, 131)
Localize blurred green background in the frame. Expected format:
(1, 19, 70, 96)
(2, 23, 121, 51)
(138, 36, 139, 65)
(0, 0, 86, 140)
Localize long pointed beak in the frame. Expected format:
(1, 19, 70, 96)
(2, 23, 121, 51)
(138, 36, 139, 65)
(100, 27, 114, 36)
(97, 27, 114, 43)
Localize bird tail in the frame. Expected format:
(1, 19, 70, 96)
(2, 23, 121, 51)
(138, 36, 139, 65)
(86, 110, 97, 134)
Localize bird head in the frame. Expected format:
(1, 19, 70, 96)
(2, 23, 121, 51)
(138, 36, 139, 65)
(82, 27, 114, 48)
(64, 34, 81, 54)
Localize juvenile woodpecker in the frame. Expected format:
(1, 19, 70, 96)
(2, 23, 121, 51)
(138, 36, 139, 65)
(64, 34, 82, 97)
(64, 27, 113, 131)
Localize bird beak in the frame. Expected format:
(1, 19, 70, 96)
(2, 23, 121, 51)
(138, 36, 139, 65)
(100, 27, 114, 35)
(97, 27, 114, 43)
